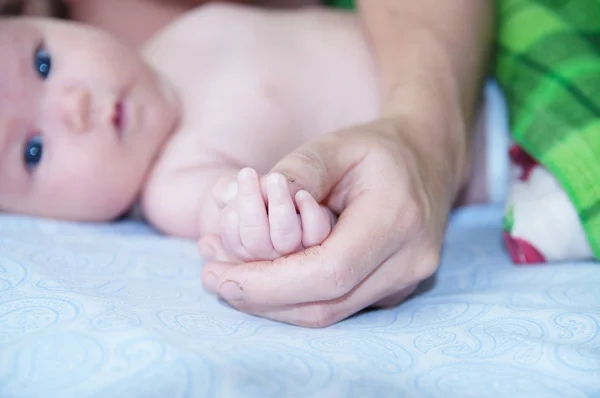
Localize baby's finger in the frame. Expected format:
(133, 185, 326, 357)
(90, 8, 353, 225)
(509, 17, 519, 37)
(198, 233, 240, 263)
(237, 168, 275, 257)
(267, 173, 302, 255)
(296, 190, 333, 248)
(219, 201, 253, 261)
(212, 175, 238, 210)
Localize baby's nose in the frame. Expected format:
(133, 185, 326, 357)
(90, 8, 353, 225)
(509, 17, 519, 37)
(61, 85, 90, 134)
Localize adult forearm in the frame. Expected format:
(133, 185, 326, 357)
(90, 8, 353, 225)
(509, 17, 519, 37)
(357, 0, 495, 196)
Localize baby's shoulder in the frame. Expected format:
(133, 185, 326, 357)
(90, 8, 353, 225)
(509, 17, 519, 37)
(145, 128, 205, 178)
(144, 3, 268, 49)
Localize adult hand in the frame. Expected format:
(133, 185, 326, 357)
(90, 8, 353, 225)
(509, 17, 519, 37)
(200, 114, 458, 327)
(200, 0, 493, 327)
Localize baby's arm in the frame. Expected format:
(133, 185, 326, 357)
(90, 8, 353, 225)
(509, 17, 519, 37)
(142, 164, 237, 239)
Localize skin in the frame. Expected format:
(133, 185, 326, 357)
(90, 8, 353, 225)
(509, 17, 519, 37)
(0, 5, 381, 258)
(140, 4, 378, 255)
(0, 1, 494, 327)
(0, 17, 179, 221)
(199, 0, 495, 327)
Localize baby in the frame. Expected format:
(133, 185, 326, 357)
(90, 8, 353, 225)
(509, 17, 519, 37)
(0, 3, 383, 261)
(4, 1, 594, 268)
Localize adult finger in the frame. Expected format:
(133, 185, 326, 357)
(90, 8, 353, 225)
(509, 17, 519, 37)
(204, 247, 429, 327)
(269, 133, 366, 201)
(258, 284, 420, 328)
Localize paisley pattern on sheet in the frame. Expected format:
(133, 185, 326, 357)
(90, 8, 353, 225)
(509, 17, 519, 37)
(0, 206, 599, 397)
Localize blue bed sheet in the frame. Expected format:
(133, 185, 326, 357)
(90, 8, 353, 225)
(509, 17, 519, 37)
(1, 205, 599, 397)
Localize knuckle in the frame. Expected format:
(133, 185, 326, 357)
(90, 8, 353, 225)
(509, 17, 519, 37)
(412, 247, 441, 282)
(281, 151, 327, 194)
(271, 229, 293, 245)
(269, 213, 298, 233)
(404, 197, 427, 228)
(298, 306, 337, 328)
(243, 239, 270, 257)
(391, 195, 427, 237)
(240, 221, 264, 236)
(374, 283, 420, 309)
(211, 176, 236, 207)
(220, 204, 238, 228)
(360, 126, 400, 153)
(321, 259, 356, 300)
(367, 138, 393, 157)
(272, 233, 301, 254)
(238, 225, 268, 253)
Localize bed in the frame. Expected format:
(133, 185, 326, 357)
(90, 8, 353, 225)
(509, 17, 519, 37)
(1, 204, 599, 397)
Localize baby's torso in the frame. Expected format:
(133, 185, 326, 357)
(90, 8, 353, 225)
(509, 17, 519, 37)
(142, 3, 379, 181)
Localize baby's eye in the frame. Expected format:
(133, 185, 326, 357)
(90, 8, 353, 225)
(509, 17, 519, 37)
(24, 136, 43, 171)
(34, 45, 52, 80)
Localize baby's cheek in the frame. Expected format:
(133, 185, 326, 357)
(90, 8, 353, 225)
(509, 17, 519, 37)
(45, 153, 140, 220)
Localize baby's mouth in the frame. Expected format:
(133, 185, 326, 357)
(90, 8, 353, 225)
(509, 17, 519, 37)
(112, 100, 125, 138)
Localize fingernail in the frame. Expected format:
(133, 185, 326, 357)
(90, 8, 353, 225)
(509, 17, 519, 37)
(220, 281, 243, 302)
(268, 173, 286, 187)
(268, 174, 288, 199)
(295, 190, 310, 201)
(223, 181, 238, 204)
(238, 167, 255, 181)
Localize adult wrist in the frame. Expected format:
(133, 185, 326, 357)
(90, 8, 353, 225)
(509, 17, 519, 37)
(378, 31, 473, 203)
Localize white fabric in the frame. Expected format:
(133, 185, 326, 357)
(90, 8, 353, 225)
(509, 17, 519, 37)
(1, 205, 598, 397)
(483, 79, 511, 205)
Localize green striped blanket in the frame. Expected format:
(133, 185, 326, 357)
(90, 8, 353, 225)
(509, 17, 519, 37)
(496, 0, 600, 258)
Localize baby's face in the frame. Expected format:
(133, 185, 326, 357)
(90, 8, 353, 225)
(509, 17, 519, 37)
(0, 17, 179, 221)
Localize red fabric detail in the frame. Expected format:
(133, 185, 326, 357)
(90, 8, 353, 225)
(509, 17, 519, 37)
(509, 145, 539, 181)
(503, 232, 547, 265)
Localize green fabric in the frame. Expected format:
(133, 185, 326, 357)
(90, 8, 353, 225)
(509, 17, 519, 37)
(324, 0, 355, 9)
(496, 0, 600, 258)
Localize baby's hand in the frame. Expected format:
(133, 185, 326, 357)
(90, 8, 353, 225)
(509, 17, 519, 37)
(205, 168, 334, 262)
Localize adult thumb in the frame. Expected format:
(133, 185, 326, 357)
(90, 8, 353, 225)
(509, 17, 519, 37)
(268, 134, 361, 203)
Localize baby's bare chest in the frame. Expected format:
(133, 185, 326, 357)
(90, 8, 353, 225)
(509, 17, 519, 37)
(143, 6, 378, 175)
(146, 53, 324, 173)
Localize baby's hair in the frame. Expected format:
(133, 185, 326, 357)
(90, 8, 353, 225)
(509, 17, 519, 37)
(0, 0, 69, 18)
(0, 0, 22, 15)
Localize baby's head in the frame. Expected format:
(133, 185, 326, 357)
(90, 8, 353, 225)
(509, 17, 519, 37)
(0, 16, 179, 221)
